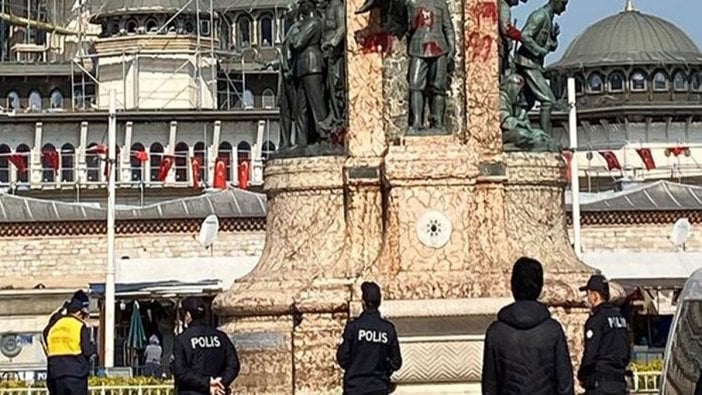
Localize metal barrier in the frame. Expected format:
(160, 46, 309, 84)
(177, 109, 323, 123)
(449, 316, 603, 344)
(0, 385, 174, 395)
(632, 370, 662, 393)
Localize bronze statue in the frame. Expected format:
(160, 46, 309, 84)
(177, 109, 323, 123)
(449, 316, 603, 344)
(501, 73, 559, 152)
(288, 0, 335, 146)
(515, 0, 567, 135)
(321, 0, 346, 124)
(356, 0, 456, 135)
(499, 0, 527, 79)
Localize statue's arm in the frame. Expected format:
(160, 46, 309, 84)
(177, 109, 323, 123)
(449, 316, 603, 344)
(442, 0, 456, 58)
(289, 20, 321, 50)
(498, 1, 511, 36)
(520, 12, 548, 57)
(330, 5, 346, 47)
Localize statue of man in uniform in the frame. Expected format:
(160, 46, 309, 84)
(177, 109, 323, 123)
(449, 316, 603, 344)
(499, 0, 527, 79)
(515, 0, 567, 134)
(406, 0, 456, 134)
(321, 0, 346, 123)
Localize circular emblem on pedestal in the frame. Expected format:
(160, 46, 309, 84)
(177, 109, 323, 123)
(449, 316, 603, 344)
(416, 210, 452, 248)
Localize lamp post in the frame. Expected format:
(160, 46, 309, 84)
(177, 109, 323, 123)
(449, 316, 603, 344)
(568, 77, 582, 259)
(104, 89, 117, 368)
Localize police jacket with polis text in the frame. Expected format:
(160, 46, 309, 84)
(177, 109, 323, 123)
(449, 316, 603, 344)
(577, 303, 630, 385)
(173, 322, 240, 395)
(336, 309, 402, 394)
(482, 301, 574, 395)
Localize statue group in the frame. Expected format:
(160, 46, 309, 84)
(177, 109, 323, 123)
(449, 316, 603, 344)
(273, 0, 566, 153)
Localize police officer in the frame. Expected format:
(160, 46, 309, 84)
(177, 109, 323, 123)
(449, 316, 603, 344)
(45, 290, 97, 395)
(173, 297, 240, 395)
(577, 275, 630, 394)
(336, 282, 403, 395)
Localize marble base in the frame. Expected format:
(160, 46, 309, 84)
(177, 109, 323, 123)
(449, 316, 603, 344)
(213, 140, 593, 394)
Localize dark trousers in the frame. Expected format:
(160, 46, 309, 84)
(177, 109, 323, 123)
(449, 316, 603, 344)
(55, 377, 88, 395)
(294, 73, 329, 146)
(584, 381, 627, 395)
(47, 377, 57, 395)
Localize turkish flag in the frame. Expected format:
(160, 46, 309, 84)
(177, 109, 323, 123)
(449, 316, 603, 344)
(158, 155, 175, 182)
(8, 154, 27, 173)
(636, 148, 656, 170)
(213, 158, 227, 189)
(505, 25, 522, 41)
(42, 150, 59, 172)
(135, 150, 148, 163)
(191, 157, 202, 189)
(670, 146, 688, 157)
(562, 150, 573, 182)
(238, 160, 250, 190)
(599, 151, 621, 171)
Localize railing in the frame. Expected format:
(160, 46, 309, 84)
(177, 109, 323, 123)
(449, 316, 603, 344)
(631, 370, 662, 393)
(0, 385, 173, 395)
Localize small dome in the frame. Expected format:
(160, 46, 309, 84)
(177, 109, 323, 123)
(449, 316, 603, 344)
(551, 9, 702, 70)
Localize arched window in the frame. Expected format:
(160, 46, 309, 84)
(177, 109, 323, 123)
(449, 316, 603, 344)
(261, 140, 276, 160)
(130, 143, 146, 181)
(50, 89, 63, 109)
(631, 71, 647, 92)
(125, 18, 138, 34)
(86, 143, 101, 182)
(174, 142, 189, 182)
(237, 141, 251, 162)
(692, 72, 702, 92)
(16, 144, 30, 183)
(220, 16, 232, 49)
(608, 72, 625, 92)
(73, 89, 85, 109)
(41, 143, 57, 182)
(61, 143, 75, 182)
(653, 71, 669, 92)
(262, 89, 276, 109)
(29, 90, 42, 111)
(6, 91, 19, 110)
(243, 90, 254, 109)
(218, 142, 233, 181)
(673, 71, 688, 92)
(0, 144, 10, 183)
(259, 15, 274, 47)
(587, 73, 604, 93)
(193, 141, 206, 183)
(149, 142, 164, 181)
(145, 17, 159, 33)
(237, 16, 252, 48)
(574, 75, 584, 96)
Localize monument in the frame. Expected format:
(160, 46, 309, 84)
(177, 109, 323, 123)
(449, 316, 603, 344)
(213, 0, 593, 392)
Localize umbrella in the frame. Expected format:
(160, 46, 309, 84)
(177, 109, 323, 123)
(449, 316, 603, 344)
(126, 301, 147, 350)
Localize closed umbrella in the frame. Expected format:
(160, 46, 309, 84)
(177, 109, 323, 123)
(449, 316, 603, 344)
(127, 301, 147, 350)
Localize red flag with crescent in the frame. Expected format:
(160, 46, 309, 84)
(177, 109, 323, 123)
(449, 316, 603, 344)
(599, 151, 621, 171)
(213, 158, 227, 189)
(191, 157, 202, 189)
(636, 148, 656, 170)
(158, 155, 175, 182)
(238, 160, 250, 190)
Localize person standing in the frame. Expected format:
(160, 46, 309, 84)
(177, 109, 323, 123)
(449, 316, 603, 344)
(45, 291, 97, 395)
(172, 297, 240, 395)
(577, 275, 630, 394)
(336, 281, 403, 395)
(482, 257, 574, 395)
(143, 335, 162, 377)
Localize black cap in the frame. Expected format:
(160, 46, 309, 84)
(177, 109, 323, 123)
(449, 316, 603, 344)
(361, 281, 381, 308)
(182, 297, 207, 315)
(67, 290, 90, 313)
(580, 274, 610, 295)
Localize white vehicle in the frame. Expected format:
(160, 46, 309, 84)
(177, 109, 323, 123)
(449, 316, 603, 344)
(660, 268, 702, 394)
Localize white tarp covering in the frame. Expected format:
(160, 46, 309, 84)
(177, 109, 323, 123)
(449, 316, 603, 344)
(582, 252, 702, 282)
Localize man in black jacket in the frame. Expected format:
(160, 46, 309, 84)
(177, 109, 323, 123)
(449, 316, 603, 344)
(45, 291, 97, 395)
(173, 297, 240, 395)
(43, 291, 83, 395)
(577, 275, 630, 394)
(337, 281, 403, 395)
(482, 257, 574, 395)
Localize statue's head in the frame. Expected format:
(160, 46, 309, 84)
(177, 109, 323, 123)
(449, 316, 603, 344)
(550, 0, 567, 15)
(298, 0, 315, 17)
(284, 0, 299, 21)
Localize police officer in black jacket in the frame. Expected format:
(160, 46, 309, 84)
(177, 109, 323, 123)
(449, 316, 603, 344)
(577, 275, 631, 395)
(336, 281, 402, 395)
(173, 297, 240, 395)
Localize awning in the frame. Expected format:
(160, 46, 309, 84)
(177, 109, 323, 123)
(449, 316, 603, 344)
(582, 252, 702, 289)
(89, 256, 259, 298)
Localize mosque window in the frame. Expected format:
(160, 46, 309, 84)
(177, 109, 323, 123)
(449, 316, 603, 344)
(262, 89, 276, 109)
(653, 71, 669, 92)
(50, 89, 63, 109)
(149, 142, 164, 181)
(0, 144, 10, 183)
(85, 142, 101, 182)
(145, 18, 159, 33)
(6, 91, 20, 110)
(60, 143, 75, 182)
(28, 91, 42, 111)
(130, 143, 146, 181)
(574, 77, 584, 96)
(125, 18, 138, 34)
(673, 71, 689, 92)
(41, 144, 56, 182)
(692, 72, 702, 92)
(237, 16, 252, 48)
(218, 142, 233, 181)
(608, 72, 625, 92)
(193, 142, 206, 183)
(631, 71, 647, 92)
(16, 144, 30, 183)
(261, 141, 276, 160)
(260, 15, 274, 47)
(587, 73, 604, 93)
(174, 142, 189, 182)
(237, 141, 251, 162)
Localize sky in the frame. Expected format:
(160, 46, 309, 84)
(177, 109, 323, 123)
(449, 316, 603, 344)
(510, 0, 702, 63)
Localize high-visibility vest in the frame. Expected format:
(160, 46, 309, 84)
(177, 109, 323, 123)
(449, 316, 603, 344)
(46, 316, 84, 357)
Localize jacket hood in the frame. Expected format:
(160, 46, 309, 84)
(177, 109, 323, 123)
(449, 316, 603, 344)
(497, 300, 551, 330)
